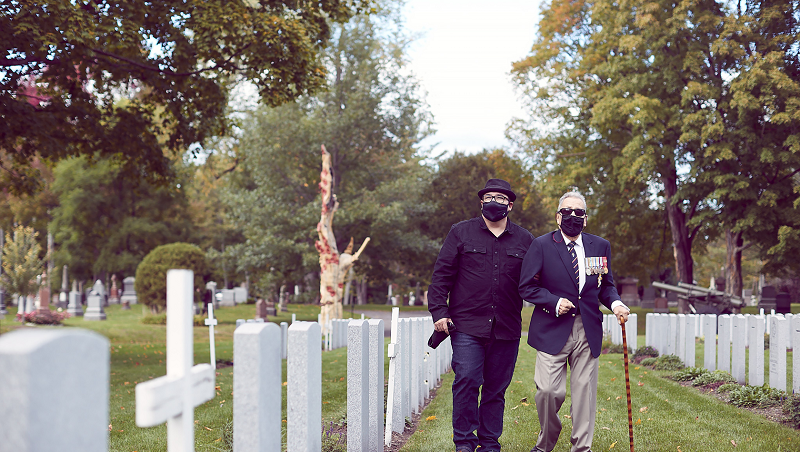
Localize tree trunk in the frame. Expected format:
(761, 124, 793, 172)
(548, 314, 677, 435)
(662, 171, 694, 283)
(316, 145, 370, 335)
(725, 229, 744, 298)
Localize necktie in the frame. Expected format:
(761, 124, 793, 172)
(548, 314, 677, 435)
(567, 241, 579, 285)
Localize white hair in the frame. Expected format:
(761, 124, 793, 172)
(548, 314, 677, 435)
(558, 191, 587, 210)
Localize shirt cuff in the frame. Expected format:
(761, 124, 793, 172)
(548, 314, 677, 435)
(555, 298, 562, 317)
(611, 300, 629, 312)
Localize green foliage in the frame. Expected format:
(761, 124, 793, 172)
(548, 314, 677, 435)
(653, 355, 684, 371)
(50, 156, 195, 282)
(727, 385, 787, 408)
(783, 395, 800, 429)
(632, 346, 659, 360)
(640, 357, 658, 367)
(220, 6, 436, 295)
(600, 336, 627, 354)
(717, 383, 741, 394)
(1, 225, 44, 297)
(321, 421, 346, 452)
(134, 243, 210, 312)
(673, 367, 709, 382)
(692, 370, 736, 387)
(1, 0, 371, 195)
(421, 149, 549, 242)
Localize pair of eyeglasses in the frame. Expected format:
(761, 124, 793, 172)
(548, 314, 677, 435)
(482, 195, 510, 205)
(558, 208, 586, 217)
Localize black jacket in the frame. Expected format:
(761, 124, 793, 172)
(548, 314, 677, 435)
(428, 217, 534, 340)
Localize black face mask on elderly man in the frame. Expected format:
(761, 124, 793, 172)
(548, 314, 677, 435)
(482, 201, 509, 222)
(560, 214, 585, 237)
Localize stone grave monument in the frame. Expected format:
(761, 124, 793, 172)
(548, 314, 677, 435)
(759, 285, 777, 312)
(84, 280, 107, 321)
(108, 274, 120, 304)
(641, 285, 656, 309)
(120, 276, 137, 306)
(255, 299, 268, 321)
(67, 279, 83, 317)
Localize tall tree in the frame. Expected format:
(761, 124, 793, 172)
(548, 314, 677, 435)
(220, 3, 436, 299)
(1, 0, 371, 194)
(49, 155, 194, 283)
(1, 225, 44, 298)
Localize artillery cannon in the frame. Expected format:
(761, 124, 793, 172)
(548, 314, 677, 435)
(651, 281, 746, 315)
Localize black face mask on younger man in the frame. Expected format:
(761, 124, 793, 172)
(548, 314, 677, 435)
(560, 214, 584, 237)
(482, 201, 508, 222)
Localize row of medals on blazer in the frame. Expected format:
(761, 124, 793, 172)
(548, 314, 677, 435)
(586, 257, 608, 288)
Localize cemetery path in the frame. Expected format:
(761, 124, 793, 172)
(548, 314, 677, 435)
(351, 309, 433, 336)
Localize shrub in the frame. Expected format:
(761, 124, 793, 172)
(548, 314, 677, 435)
(640, 357, 658, 367)
(17, 309, 70, 325)
(692, 370, 736, 387)
(673, 367, 708, 382)
(601, 336, 628, 354)
(632, 346, 659, 360)
(135, 243, 211, 313)
(653, 354, 684, 371)
(783, 394, 800, 429)
(717, 383, 740, 394)
(727, 385, 787, 408)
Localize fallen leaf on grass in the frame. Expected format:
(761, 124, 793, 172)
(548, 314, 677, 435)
(639, 407, 648, 413)
(282, 382, 287, 386)
(609, 441, 616, 449)
(204, 426, 213, 431)
(635, 418, 641, 425)
(426, 416, 436, 421)
(634, 366, 640, 370)
(601, 427, 610, 430)
(564, 415, 571, 419)
(520, 397, 528, 403)
(610, 378, 616, 382)
(731, 440, 736, 447)
(616, 396, 622, 400)
(637, 382, 644, 386)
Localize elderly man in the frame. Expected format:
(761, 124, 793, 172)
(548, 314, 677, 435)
(428, 179, 534, 452)
(519, 191, 629, 452)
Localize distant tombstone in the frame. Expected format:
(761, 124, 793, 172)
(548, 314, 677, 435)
(233, 287, 248, 304)
(776, 293, 791, 314)
(641, 286, 656, 309)
(37, 272, 51, 313)
(255, 299, 268, 321)
(120, 276, 137, 305)
(618, 277, 640, 306)
(68, 279, 84, 317)
(654, 297, 669, 313)
(666, 290, 678, 303)
(759, 285, 778, 311)
(265, 301, 277, 317)
(84, 281, 107, 321)
(58, 265, 69, 308)
(278, 285, 287, 313)
(220, 289, 236, 307)
(108, 274, 120, 304)
(715, 279, 726, 293)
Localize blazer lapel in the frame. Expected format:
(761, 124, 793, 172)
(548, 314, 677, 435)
(551, 231, 578, 290)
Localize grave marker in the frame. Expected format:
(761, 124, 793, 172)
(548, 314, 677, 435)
(747, 315, 765, 386)
(204, 304, 218, 368)
(0, 329, 109, 452)
(792, 316, 800, 393)
(233, 322, 281, 452)
(718, 315, 731, 373)
(135, 270, 215, 452)
(368, 319, 385, 452)
(84, 280, 106, 321)
(348, 319, 370, 452)
(731, 315, 747, 384)
(287, 321, 321, 452)
(702, 314, 716, 371)
(769, 316, 788, 391)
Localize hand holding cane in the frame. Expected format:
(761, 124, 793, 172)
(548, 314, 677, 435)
(620, 319, 634, 452)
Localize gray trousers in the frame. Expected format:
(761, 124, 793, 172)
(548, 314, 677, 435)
(533, 315, 599, 452)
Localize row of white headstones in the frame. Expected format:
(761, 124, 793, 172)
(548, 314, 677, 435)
(645, 312, 800, 391)
(0, 269, 451, 452)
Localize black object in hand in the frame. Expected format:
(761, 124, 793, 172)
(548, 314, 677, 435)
(428, 321, 455, 349)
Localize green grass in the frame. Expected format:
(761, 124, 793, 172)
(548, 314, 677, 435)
(406, 344, 800, 452)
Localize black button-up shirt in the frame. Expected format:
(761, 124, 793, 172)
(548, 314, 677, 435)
(428, 216, 534, 340)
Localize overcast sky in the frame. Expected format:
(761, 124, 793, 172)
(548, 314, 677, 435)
(402, 0, 541, 156)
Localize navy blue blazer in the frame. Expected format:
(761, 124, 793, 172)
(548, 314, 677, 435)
(518, 230, 621, 358)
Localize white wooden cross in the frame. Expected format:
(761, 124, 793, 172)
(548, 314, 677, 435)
(204, 304, 218, 369)
(136, 270, 215, 452)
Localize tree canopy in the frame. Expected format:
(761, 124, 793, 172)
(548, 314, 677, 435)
(1, 0, 371, 194)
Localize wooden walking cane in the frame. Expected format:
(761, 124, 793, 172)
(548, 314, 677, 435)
(620, 319, 634, 452)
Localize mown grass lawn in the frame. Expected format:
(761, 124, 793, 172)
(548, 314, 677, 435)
(2, 303, 799, 451)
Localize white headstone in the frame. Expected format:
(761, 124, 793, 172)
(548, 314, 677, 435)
(667, 314, 678, 356)
(683, 315, 695, 367)
(234, 322, 281, 452)
(120, 276, 137, 305)
(385, 309, 401, 445)
(0, 329, 109, 452)
(731, 315, 747, 384)
(747, 315, 765, 386)
(791, 316, 800, 393)
(348, 320, 370, 452)
(718, 315, 731, 373)
(67, 288, 83, 317)
(135, 270, 216, 452)
(287, 322, 321, 452)
(281, 322, 289, 360)
(702, 314, 716, 371)
(677, 314, 687, 362)
(84, 283, 106, 321)
(401, 319, 411, 420)
(769, 316, 788, 391)
(233, 287, 248, 304)
(368, 319, 385, 452)
(645, 313, 654, 348)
